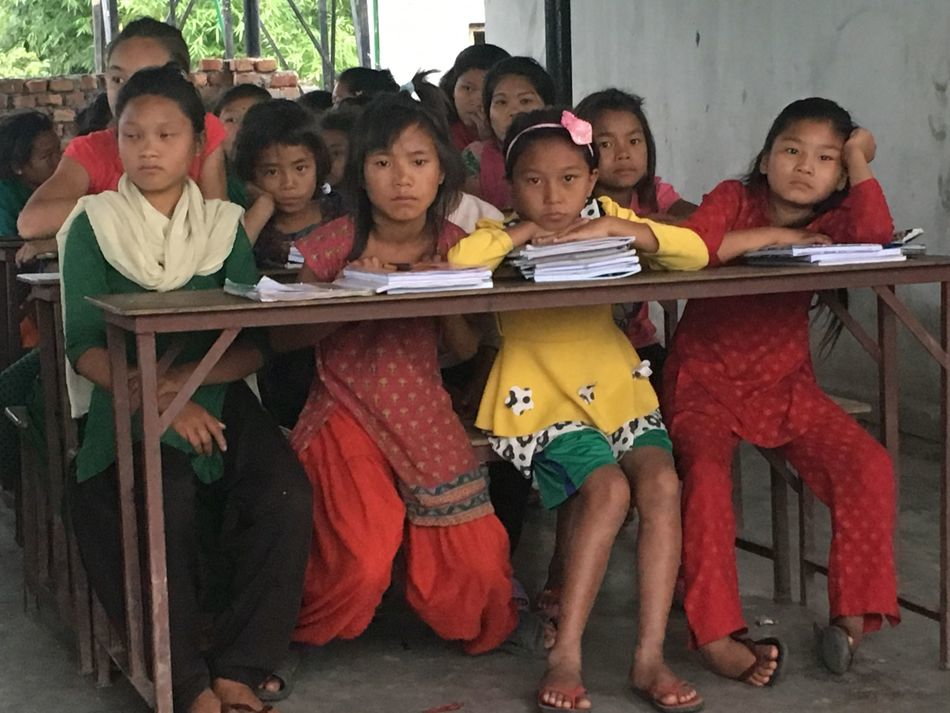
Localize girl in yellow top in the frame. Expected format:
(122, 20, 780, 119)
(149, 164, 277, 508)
(449, 108, 708, 713)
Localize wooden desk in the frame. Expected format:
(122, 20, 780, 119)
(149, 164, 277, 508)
(86, 258, 950, 711)
(0, 238, 23, 370)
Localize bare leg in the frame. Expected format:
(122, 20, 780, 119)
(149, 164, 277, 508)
(539, 466, 630, 709)
(214, 678, 279, 712)
(189, 689, 223, 713)
(620, 446, 701, 708)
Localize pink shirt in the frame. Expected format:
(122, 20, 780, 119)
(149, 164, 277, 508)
(64, 113, 226, 194)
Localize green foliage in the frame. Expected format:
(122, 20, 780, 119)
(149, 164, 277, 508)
(0, 0, 358, 84)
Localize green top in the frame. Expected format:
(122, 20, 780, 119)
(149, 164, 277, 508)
(0, 178, 32, 237)
(226, 161, 249, 208)
(62, 211, 260, 483)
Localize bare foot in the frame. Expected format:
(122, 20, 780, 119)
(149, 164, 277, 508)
(833, 615, 863, 650)
(188, 688, 223, 713)
(213, 677, 276, 712)
(630, 654, 702, 709)
(538, 655, 592, 710)
(700, 636, 779, 687)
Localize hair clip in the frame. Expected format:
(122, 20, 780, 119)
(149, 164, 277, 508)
(321, 182, 332, 195)
(399, 81, 420, 102)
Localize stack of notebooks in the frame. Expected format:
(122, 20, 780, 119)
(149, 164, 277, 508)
(744, 243, 906, 266)
(225, 276, 372, 302)
(508, 237, 641, 282)
(333, 263, 493, 294)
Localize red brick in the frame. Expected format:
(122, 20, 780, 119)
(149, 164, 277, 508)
(65, 91, 86, 106)
(254, 58, 278, 73)
(53, 108, 76, 123)
(208, 71, 228, 87)
(268, 71, 297, 89)
(13, 95, 37, 108)
(192, 72, 209, 88)
(25, 79, 48, 93)
(232, 58, 255, 73)
(234, 72, 263, 86)
(39, 93, 63, 106)
(49, 77, 75, 92)
(79, 75, 99, 91)
(0, 79, 24, 93)
(280, 87, 301, 99)
(200, 58, 225, 72)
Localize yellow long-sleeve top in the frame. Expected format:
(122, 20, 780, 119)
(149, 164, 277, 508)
(448, 196, 709, 438)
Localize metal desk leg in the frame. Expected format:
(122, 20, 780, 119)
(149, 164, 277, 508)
(941, 281, 950, 670)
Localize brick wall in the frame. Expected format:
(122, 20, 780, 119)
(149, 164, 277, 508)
(0, 58, 300, 141)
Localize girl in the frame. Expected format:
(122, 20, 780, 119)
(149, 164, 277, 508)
(59, 64, 311, 713)
(319, 104, 362, 190)
(0, 110, 60, 492)
(665, 97, 899, 684)
(461, 56, 557, 212)
(271, 91, 518, 657)
(575, 88, 697, 389)
(449, 108, 707, 713)
(18, 16, 228, 239)
(439, 43, 511, 151)
(235, 99, 344, 267)
(213, 83, 272, 207)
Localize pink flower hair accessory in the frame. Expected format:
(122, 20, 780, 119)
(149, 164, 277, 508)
(560, 110, 592, 146)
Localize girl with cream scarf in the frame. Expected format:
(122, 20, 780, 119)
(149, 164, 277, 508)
(59, 64, 311, 713)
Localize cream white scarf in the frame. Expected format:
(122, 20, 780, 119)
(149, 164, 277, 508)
(57, 176, 244, 417)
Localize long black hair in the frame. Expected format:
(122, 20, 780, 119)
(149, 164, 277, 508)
(344, 88, 464, 260)
(503, 107, 598, 180)
(482, 56, 558, 122)
(574, 88, 658, 212)
(107, 17, 191, 70)
(439, 43, 510, 121)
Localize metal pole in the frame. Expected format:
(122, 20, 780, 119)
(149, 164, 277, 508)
(222, 0, 235, 60)
(167, 0, 178, 27)
(544, 0, 573, 105)
(92, 0, 106, 73)
(318, 0, 330, 84)
(103, 0, 119, 42)
(244, 0, 261, 57)
(350, 0, 371, 67)
(328, 0, 337, 88)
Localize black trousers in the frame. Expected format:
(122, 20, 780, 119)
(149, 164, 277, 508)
(68, 381, 312, 712)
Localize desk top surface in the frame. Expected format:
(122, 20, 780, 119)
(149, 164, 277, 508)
(81, 256, 950, 335)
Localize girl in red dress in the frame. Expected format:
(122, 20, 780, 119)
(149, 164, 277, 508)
(665, 97, 899, 684)
(272, 91, 518, 655)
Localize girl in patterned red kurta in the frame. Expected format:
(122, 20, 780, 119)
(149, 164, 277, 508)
(664, 98, 900, 684)
(274, 92, 517, 656)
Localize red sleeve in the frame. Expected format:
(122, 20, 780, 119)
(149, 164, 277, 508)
(63, 130, 121, 194)
(296, 216, 354, 281)
(682, 180, 747, 267)
(187, 113, 227, 181)
(810, 178, 894, 245)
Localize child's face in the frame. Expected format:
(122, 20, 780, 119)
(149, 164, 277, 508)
(363, 123, 444, 225)
(453, 68, 487, 131)
(117, 95, 199, 201)
(219, 96, 264, 157)
(489, 75, 546, 142)
(760, 119, 847, 207)
(511, 137, 597, 232)
(106, 38, 175, 114)
(332, 79, 353, 105)
(593, 109, 648, 192)
(19, 129, 61, 188)
(253, 143, 319, 215)
(321, 129, 349, 188)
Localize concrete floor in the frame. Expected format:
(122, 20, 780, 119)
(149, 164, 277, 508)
(1, 439, 949, 713)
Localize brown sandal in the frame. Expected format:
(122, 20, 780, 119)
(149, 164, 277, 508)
(734, 636, 786, 687)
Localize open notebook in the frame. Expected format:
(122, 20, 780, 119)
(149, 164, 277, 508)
(225, 276, 373, 302)
(744, 243, 907, 266)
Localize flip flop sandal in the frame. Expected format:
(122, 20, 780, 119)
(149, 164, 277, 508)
(815, 623, 855, 674)
(257, 648, 300, 703)
(734, 636, 787, 687)
(632, 682, 704, 713)
(537, 684, 590, 711)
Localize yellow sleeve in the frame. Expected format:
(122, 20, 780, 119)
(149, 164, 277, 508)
(598, 195, 709, 272)
(447, 218, 514, 271)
